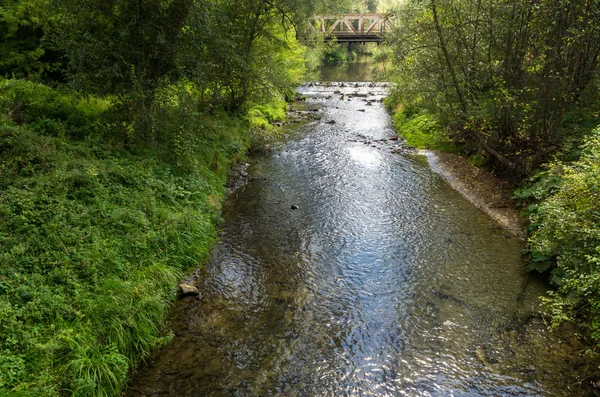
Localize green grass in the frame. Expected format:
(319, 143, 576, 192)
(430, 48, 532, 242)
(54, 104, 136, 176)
(246, 98, 288, 148)
(0, 80, 249, 396)
(390, 106, 458, 152)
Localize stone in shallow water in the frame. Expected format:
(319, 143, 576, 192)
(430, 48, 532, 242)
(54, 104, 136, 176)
(178, 284, 199, 296)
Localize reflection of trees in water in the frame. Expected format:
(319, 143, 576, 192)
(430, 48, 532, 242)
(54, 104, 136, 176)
(321, 57, 378, 82)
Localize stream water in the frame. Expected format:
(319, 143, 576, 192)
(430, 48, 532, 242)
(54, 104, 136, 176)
(128, 61, 591, 396)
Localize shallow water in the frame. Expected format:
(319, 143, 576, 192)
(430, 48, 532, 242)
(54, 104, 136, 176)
(128, 77, 590, 396)
(320, 55, 379, 82)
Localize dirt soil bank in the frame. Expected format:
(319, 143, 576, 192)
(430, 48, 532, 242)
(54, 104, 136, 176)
(425, 151, 527, 240)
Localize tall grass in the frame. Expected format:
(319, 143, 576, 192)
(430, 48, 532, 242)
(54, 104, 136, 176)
(0, 79, 249, 395)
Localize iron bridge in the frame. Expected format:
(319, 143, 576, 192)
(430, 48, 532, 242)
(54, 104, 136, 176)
(311, 13, 394, 43)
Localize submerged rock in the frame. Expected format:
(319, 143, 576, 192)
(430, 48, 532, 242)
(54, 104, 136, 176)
(476, 347, 490, 366)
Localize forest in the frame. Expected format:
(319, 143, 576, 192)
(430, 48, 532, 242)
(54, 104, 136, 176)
(1, 0, 600, 395)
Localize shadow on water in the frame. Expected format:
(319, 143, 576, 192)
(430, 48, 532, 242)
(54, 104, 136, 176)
(128, 62, 595, 396)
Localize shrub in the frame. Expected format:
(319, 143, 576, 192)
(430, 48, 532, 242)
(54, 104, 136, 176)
(389, 105, 457, 152)
(527, 128, 600, 341)
(0, 79, 108, 139)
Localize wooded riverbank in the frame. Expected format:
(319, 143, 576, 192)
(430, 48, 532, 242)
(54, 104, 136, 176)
(384, 0, 600, 363)
(2, 0, 600, 394)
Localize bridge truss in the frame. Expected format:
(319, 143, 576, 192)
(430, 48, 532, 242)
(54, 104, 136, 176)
(311, 13, 394, 43)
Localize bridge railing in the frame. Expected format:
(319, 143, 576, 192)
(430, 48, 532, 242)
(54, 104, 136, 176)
(311, 13, 394, 41)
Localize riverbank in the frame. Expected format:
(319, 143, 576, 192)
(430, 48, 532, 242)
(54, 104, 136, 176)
(0, 79, 251, 396)
(425, 151, 527, 240)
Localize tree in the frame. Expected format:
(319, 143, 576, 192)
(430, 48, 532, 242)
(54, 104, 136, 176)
(387, 0, 600, 177)
(0, 0, 63, 80)
(52, 0, 195, 95)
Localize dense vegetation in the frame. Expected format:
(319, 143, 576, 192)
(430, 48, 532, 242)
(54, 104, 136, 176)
(0, 0, 347, 395)
(384, 0, 600, 355)
(0, 80, 248, 396)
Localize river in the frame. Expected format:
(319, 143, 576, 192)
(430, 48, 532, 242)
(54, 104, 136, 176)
(128, 59, 591, 396)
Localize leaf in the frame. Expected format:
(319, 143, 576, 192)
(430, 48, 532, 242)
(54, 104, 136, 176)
(525, 260, 553, 273)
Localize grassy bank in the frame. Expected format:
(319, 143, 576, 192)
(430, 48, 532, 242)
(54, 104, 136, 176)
(385, 101, 458, 153)
(0, 79, 250, 395)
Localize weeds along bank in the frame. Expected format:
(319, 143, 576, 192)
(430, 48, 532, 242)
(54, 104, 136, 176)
(0, 79, 271, 395)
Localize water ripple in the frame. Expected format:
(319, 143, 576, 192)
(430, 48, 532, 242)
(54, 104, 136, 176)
(128, 83, 589, 397)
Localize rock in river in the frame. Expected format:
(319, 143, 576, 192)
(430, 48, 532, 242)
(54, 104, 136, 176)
(179, 284, 200, 296)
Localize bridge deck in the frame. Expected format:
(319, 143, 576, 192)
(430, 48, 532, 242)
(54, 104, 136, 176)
(312, 13, 393, 43)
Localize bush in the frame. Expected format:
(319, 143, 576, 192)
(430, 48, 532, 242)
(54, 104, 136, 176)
(527, 128, 600, 342)
(0, 79, 108, 139)
(323, 43, 351, 65)
(389, 105, 457, 152)
(247, 99, 286, 129)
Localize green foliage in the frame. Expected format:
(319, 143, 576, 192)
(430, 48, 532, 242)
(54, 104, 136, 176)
(321, 42, 377, 66)
(0, 0, 321, 137)
(515, 167, 565, 274)
(0, 79, 108, 138)
(0, 0, 345, 394)
(0, 81, 248, 396)
(371, 45, 393, 80)
(52, 0, 196, 95)
(246, 98, 287, 149)
(0, 0, 58, 79)
(323, 43, 352, 65)
(386, 0, 600, 177)
(389, 105, 457, 152)
(525, 128, 600, 342)
(249, 99, 287, 127)
(302, 40, 328, 75)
